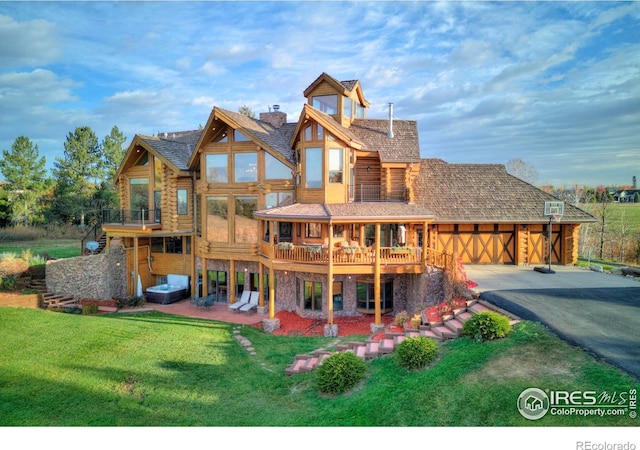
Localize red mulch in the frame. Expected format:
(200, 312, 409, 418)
(254, 311, 395, 337)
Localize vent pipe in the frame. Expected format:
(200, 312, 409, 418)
(387, 102, 394, 138)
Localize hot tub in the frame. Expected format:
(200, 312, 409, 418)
(145, 274, 190, 304)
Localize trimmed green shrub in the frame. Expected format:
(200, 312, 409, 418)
(316, 351, 366, 395)
(82, 304, 99, 314)
(394, 336, 439, 370)
(463, 311, 511, 342)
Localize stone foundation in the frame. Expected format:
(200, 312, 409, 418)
(262, 318, 280, 334)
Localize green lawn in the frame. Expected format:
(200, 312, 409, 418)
(0, 239, 81, 259)
(0, 307, 637, 427)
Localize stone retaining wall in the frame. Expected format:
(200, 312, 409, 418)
(46, 247, 127, 300)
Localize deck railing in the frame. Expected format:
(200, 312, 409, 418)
(102, 208, 161, 226)
(269, 244, 424, 265)
(349, 185, 408, 202)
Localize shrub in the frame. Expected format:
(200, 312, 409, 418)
(116, 296, 145, 309)
(316, 351, 366, 395)
(463, 311, 511, 342)
(394, 336, 439, 370)
(393, 310, 409, 326)
(82, 304, 99, 314)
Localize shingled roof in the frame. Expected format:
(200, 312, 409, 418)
(350, 119, 421, 162)
(216, 107, 296, 163)
(255, 202, 434, 221)
(141, 130, 202, 171)
(413, 159, 596, 224)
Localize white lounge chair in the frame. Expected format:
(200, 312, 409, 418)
(228, 290, 251, 311)
(239, 291, 259, 312)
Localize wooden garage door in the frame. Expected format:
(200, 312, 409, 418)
(528, 224, 562, 264)
(435, 224, 516, 264)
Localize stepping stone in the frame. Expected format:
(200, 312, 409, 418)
(444, 318, 464, 335)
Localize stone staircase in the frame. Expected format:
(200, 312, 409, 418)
(284, 299, 519, 376)
(27, 278, 78, 309)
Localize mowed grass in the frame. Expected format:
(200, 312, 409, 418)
(0, 307, 637, 427)
(0, 239, 81, 259)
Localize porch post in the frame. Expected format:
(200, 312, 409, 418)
(133, 237, 139, 297)
(422, 221, 429, 266)
(202, 258, 209, 298)
(258, 263, 265, 308)
(268, 265, 275, 319)
(327, 223, 334, 326)
(374, 223, 381, 326)
(229, 260, 236, 304)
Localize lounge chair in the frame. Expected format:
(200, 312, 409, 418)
(239, 291, 259, 313)
(228, 290, 251, 311)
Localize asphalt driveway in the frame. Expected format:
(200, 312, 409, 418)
(464, 265, 640, 380)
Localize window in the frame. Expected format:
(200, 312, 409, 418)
(356, 103, 365, 119)
(329, 148, 343, 183)
(357, 280, 394, 311)
(333, 224, 344, 238)
(279, 222, 292, 242)
(305, 147, 322, 188)
(234, 129, 250, 142)
(129, 178, 149, 221)
(266, 192, 293, 209)
(206, 196, 228, 242)
(177, 189, 188, 215)
(343, 98, 352, 118)
(304, 280, 322, 311)
(153, 191, 161, 223)
(316, 124, 324, 140)
(305, 223, 322, 238)
(333, 281, 343, 311)
(234, 196, 257, 243)
(154, 158, 163, 188)
(150, 236, 190, 254)
(312, 95, 337, 114)
(206, 154, 228, 183)
(304, 125, 312, 141)
(265, 153, 291, 179)
(135, 152, 149, 166)
(234, 152, 257, 182)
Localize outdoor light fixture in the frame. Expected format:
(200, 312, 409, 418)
(367, 166, 371, 172)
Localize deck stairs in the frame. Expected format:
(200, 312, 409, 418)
(285, 299, 519, 376)
(27, 278, 79, 309)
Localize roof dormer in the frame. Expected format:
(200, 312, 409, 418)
(303, 72, 370, 128)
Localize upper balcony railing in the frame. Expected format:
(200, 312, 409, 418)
(266, 242, 422, 265)
(350, 185, 408, 202)
(102, 208, 162, 226)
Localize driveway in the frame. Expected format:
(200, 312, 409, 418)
(464, 265, 640, 380)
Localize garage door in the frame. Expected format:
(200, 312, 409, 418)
(527, 224, 562, 264)
(434, 224, 516, 264)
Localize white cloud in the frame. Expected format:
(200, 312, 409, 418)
(0, 15, 61, 68)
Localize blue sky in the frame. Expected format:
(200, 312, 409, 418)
(1, 1, 638, 188)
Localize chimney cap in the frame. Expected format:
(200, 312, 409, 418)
(273, 104, 280, 111)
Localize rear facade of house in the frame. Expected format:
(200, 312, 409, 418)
(102, 72, 595, 326)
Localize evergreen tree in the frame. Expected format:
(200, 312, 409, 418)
(51, 126, 102, 226)
(0, 136, 49, 225)
(101, 125, 127, 188)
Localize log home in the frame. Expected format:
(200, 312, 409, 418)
(103, 72, 595, 330)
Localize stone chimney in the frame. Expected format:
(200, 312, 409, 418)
(259, 105, 287, 128)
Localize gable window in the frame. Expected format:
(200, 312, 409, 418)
(206, 154, 228, 183)
(206, 196, 228, 242)
(177, 189, 188, 215)
(316, 125, 324, 140)
(312, 95, 337, 115)
(304, 125, 312, 141)
(234, 152, 257, 183)
(356, 103, 365, 119)
(135, 152, 149, 166)
(234, 196, 257, 243)
(305, 147, 322, 188)
(329, 148, 343, 183)
(265, 153, 291, 180)
(233, 129, 250, 142)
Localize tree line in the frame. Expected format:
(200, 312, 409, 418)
(0, 126, 126, 229)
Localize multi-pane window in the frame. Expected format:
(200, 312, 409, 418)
(329, 148, 343, 183)
(234, 152, 257, 182)
(333, 281, 343, 311)
(129, 178, 149, 221)
(343, 98, 352, 118)
(234, 129, 250, 142)
(206, 154, 228, 183)
(357, 280, 394, 311)
(305, 147, 322, 188)
(305, 223, 322, 238)
(304, 280, 323, 311)
(265, 192, 293, 209)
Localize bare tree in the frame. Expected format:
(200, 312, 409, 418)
(506, 158, 538, 185)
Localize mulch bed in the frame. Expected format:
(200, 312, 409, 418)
(253, 311, 395, 337)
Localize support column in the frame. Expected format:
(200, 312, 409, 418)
(229, 260, 236, 304)
(325, 223, 337, 337)
(202, 258, 209, 298)
(132, 237, 138, 297)
(374, 223, 381, 326)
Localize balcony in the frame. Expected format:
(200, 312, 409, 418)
(262, 242, 434, 273)
(350, 185, 408, 202)
(101, 208, 162, 232)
